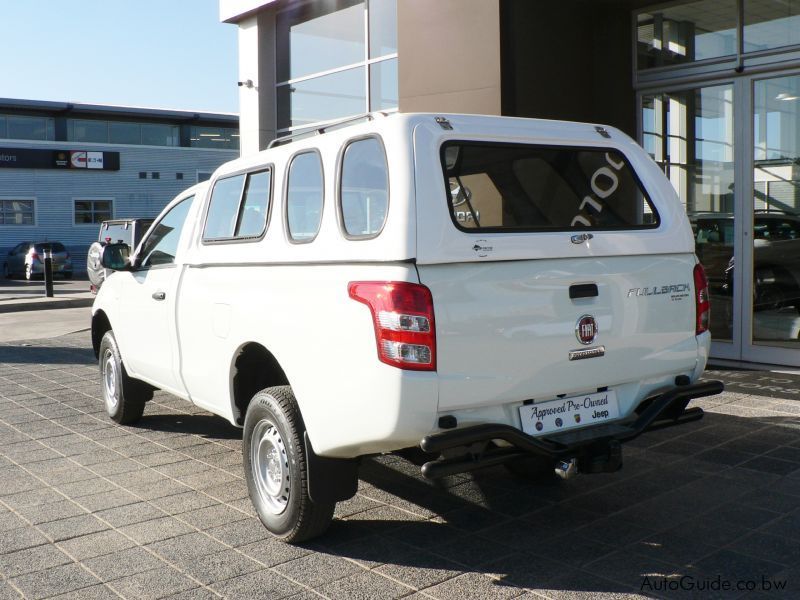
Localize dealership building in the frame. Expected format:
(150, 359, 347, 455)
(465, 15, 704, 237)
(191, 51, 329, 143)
(0, 98, 238, 273)
(219, 0, 800, 367)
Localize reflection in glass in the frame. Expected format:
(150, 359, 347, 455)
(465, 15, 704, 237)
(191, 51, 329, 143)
(745, 0, 800, 53)
(752, 75, 800, 346)
(189, 126, 240, 150)
(0, 116, 5, 138)
(236, 171, 271, 237)
(369, 0, 397, 57)
(69, 119, 108, 143)
(6, 116, 53, 141)
(637, 0, 737, 69)
(278, 67, 366, 130)
(370, 59, 398, 111)
(642, 85, 735, 341)
(141, 124, 179, 147)
(341, 138, 389, 237)
(0, 200, 34, 225)
(287, 152, 324, 241)
(204, 175, 245, 240)
(278, 0, 364, 82)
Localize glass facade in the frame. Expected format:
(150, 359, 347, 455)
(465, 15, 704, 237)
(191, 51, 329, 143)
(745, 0, 800, 53)
(276, 0, 398, 133)
(189, 126, 239, 150)
(0, 115, 55, 141)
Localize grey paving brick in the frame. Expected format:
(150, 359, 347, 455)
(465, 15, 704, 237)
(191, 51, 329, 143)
(177, 549, 262, 585)
(0, 511, 27, 533)
(317, 570, 413, 599)
(15, 499, 86, 525)
(148, 531, 228, 563)
(0, 543, 72, 578)
(237, 539, 310, 567)
(57, 529, 136, 561)
(273, 553, 361, 588)
(94, 501, 167, 527)
(10, 563, 101, 600)
(79, 488, 141, 512)
(48, 584, 122, 600)
(0, 582, 22, 600)
(118, 516, 194, 545)
(57, 477, 118, 498)
(109, 565, 198, 600)
(149, 491, 217, 515)
(178, 504, 249, 530)
(210, 570, 301, 600)
(82, 546, 166, 582)
(206, 519, 271, 548)
(421, 572, 521, 600)
(38, 513, 108, 542)
(0, 526, 49, 554)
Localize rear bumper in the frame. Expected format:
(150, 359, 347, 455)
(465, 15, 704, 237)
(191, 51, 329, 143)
(419, 379, 724, 479)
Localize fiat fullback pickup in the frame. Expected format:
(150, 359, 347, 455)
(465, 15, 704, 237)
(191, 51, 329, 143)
(92, 113, 723, 542)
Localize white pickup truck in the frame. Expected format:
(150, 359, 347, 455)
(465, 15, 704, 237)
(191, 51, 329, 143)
(92, 113, 723, 542)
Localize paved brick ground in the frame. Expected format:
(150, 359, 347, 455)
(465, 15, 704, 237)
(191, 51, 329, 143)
(1, 332, 799, 599)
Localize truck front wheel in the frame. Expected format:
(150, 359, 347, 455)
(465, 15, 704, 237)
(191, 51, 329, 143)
(99, 331, 151, 424)
(243, 386, 334, 543)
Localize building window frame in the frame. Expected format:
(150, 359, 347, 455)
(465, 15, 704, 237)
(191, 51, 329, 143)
(0, 197, 36, 227)
(276, 0, 398, 135)
(73, 198, 113, 226)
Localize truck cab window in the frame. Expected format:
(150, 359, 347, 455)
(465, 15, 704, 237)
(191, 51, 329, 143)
(139, 196, 194, 267)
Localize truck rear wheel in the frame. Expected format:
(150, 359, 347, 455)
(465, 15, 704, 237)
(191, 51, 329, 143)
(243, 386, 334, 543)
(99, 330, 151, 424)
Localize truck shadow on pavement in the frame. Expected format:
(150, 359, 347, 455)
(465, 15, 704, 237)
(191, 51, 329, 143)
(304, 410, 800, 595)
(0, 344, 94, 365)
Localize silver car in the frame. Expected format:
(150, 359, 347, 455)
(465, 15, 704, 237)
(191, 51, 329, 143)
(3, 241, 73, 280)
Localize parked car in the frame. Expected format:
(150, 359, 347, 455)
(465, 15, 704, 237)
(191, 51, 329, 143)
(3, 241, 73, 280)
(92, 113, 723, 542)
(692, 211, 800, 312)
(87, 218, 155, 292)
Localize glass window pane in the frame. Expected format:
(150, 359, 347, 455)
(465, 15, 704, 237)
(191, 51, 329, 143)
(278, 66, 366, 130)
(745, 0, 800, 53)
(236, 171, 271, 237)
(287, 152, 324, 241)
(109, 122, 141, 145)
(140, 197, 194, 267)
(278, 0, 365, 81)
(369, 58, 397, 111)
(0, 116, 6, 138)
(204, 175, 245, 240)
(141, 124, 178, 146)
(637, 0, 737, 70)
(442, 143, 658, 231)
(340, 137, 389, 237)
(7, 116, 48, 140)
(190, 126, 239, 150)
(69, 119, 108, 143)
(369, 0, 397, 57)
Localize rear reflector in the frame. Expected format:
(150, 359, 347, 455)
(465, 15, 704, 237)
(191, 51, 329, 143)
(694, 263, 710, 335)
(349, 281, 436, 371)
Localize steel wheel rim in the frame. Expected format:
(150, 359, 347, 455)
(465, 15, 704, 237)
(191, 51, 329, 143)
(102, 349, 118, 412)
(251, 418, 290, 514)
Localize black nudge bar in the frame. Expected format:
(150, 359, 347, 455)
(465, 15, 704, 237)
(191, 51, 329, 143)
(419, 380, 724, 479)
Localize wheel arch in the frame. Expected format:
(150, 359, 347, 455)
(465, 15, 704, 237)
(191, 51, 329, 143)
(91, 310, 112, 359)
(230, 342, 291, 426)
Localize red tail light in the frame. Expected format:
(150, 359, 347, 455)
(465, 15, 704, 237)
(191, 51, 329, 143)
(694, 263, 710, 335)
(30, 252, 39, 261)
(348, 281, 436, 371)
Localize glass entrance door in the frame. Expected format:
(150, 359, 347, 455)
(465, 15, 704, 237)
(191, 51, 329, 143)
(642, 84, 738, 356)
(747, 74, 800, 359)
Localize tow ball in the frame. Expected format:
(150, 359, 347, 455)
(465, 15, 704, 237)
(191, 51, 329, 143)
(554, 458, 579, 480)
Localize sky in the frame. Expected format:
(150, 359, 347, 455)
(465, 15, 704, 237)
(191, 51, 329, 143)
(0, 0, 239, 114)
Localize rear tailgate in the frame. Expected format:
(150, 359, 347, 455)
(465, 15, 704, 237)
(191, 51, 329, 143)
(412, 116, 700, 418)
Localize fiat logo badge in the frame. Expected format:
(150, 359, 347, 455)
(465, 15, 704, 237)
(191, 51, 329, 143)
(576, 315, 598, 345)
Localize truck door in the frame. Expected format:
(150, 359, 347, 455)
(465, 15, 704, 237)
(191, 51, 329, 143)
(116, 196, 195, 395)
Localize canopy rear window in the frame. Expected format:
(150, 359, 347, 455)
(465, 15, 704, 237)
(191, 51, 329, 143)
(441, 142, 659, 232)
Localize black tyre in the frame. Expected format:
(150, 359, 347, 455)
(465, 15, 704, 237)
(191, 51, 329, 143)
(98, 330, 152, 424)
(504, 455, 559, 481)
(62, 272, 73, 280)
(243, 386, 334, 543)
(2, 263, 10, 279)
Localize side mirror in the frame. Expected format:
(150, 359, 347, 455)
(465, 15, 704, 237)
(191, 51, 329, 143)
(100, 243, 131, 270)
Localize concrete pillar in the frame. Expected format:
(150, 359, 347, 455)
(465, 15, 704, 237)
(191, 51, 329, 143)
(237, 10, 277, 156)
(397, 0, 501, 115)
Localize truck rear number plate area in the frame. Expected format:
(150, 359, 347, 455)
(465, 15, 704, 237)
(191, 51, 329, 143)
(519, 391, 620, 436)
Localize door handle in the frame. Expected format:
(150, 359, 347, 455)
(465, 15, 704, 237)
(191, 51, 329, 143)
(152, 291, 166, 301)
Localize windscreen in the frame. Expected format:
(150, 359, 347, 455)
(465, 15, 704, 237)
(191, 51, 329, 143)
(101, 224, 133, 245)
(441, 142, 659, 232)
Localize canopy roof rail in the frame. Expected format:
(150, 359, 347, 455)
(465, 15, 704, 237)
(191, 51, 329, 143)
(267, 111, 391, 149)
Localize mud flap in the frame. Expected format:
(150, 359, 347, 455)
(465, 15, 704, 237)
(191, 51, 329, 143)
(304, 432, 359, 504)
